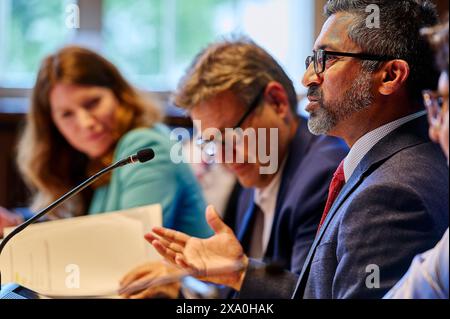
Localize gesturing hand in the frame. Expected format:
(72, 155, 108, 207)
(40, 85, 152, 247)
(146, 206, 249, 291)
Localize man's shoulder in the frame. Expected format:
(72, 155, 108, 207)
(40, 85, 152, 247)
(364, 140, 447, 186)
(338, 140, 448, 227)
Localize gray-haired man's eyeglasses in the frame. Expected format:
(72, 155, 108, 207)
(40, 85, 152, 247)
(305, 49, 396, 75)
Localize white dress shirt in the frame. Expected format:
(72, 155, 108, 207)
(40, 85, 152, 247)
(253, 159, 287, 256)
(343, 111, 427, 182)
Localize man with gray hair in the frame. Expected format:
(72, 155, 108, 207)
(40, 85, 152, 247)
(147, 0, 449, 299)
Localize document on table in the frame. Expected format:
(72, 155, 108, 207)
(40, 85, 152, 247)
(0, 204, 162, 298)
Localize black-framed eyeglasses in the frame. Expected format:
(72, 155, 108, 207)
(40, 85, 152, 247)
(196, 86, 266, 156)
(305, 49, 396, 75)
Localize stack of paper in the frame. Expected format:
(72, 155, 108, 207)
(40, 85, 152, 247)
(0, 204, 162, 298)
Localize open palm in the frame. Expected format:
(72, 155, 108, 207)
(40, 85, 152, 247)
(146, 206, 248, 290)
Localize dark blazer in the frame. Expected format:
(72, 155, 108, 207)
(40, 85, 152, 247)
(239, 115, 449, 299)
(236, 116, 348, 274)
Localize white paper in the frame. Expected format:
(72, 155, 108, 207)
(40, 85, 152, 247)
(0, 204, 162, 298)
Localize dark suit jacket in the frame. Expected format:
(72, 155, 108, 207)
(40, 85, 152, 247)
(239, 115, 449, 299)
(236, 116, 348, 274)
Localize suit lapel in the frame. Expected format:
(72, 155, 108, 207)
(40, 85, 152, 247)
(292, 163, 365, 298)
(292, 114, 430, 299)
(266, 118, 313, 256)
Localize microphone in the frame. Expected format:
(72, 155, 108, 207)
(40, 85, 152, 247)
(0, 148, 155, 296)
(114, 148, 155, 167)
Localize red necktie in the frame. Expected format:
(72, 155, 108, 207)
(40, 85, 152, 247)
(317, 160, 345, 233)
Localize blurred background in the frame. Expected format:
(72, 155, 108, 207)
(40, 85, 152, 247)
(0, 0, 448, 210)
(0, 0, 321, 95)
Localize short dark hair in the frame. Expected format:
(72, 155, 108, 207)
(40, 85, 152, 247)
(325, 0, 440, 101)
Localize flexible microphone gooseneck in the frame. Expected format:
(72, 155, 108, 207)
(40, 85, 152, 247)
(0, 148, 155, 292)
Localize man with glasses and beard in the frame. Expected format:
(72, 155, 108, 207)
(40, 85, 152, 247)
(145, 0, 449, 299)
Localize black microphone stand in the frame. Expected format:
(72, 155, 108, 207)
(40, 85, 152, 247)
(0, 149, 154, 294)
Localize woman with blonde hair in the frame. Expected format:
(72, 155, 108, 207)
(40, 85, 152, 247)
(0, 46, 212, 240)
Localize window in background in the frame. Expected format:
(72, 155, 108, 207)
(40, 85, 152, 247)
(0, 0, 75, 89)
(103, 0, 314, 93)
(0, 0, 314, 94)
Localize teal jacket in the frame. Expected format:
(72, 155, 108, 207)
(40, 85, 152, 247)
(88, 125, 213, 238)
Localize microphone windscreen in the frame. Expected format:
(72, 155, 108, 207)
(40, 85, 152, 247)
(136, 149, 155, 163)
